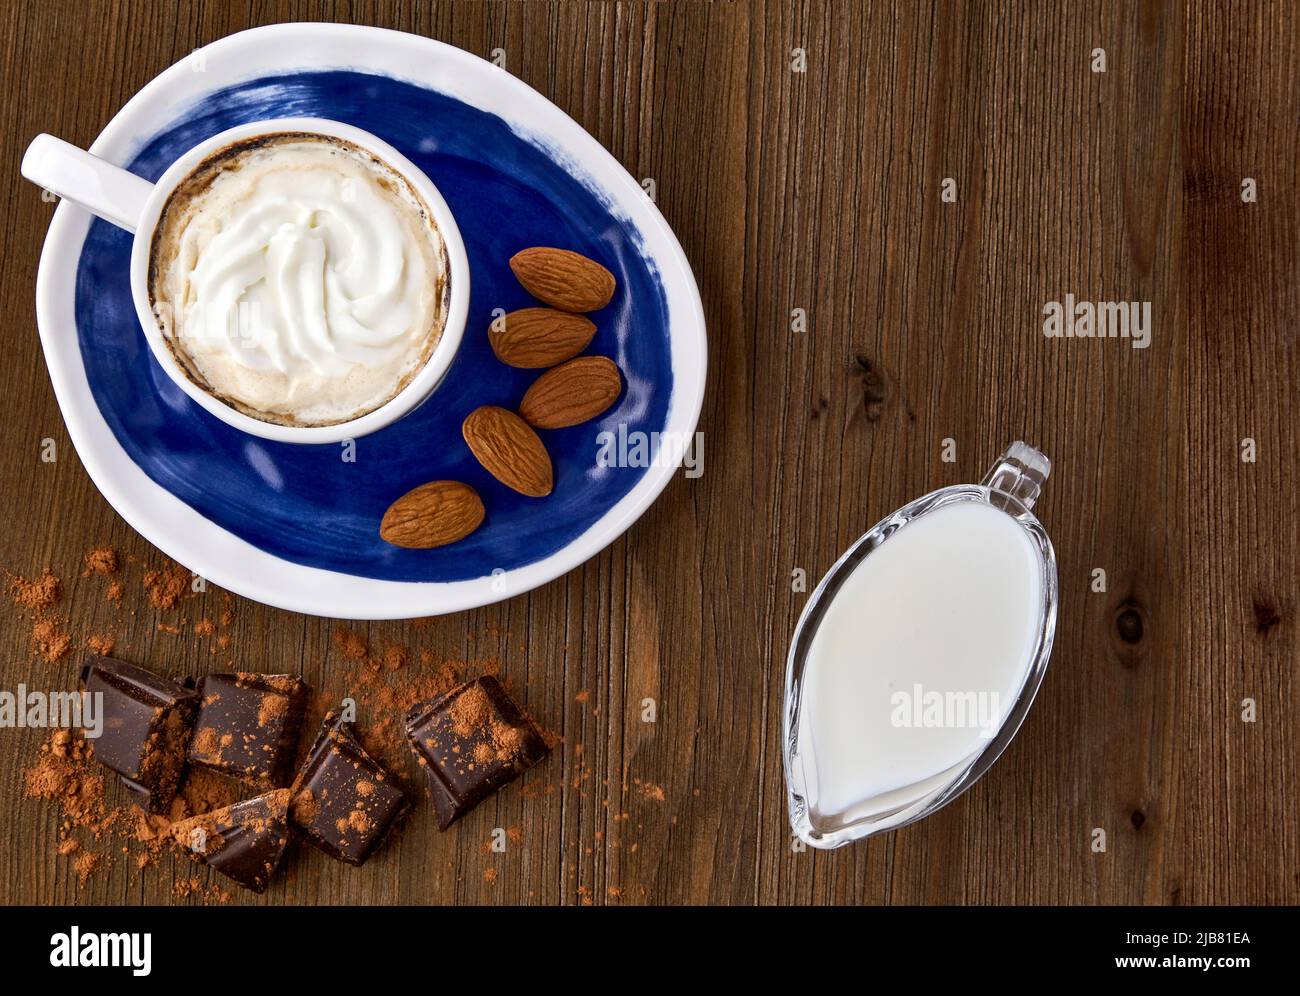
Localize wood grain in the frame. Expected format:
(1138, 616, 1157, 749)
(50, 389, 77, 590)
(0, 0, 1295, 906)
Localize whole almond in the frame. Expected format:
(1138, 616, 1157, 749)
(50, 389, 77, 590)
(509, 247, 616, 313)
(489, 308, 596, 368)
(519, 356, 623, 429)
(462, 406, 554, 497)
(379, 481, 485, 549)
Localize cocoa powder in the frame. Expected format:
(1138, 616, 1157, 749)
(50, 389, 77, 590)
(143, 564, 190, 610)
(22, 728, 241, 890)
(7, 567, 62, 611)
(32, 617, 72, 663)
(86, 633, 115, 656)
(82, 547, 119, 577)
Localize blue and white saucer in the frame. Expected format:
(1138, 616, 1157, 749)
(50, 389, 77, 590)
(34, 24, 706, 619)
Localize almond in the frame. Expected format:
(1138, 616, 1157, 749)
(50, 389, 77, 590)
(519, 356, 623, 429)
(462, 406, 554, 497)
(509, 247, 616, 313)
(489, 308, 597, 368)
(379, 481, 485, 549)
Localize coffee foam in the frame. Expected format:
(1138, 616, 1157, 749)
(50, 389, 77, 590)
(148, 133, 448, 427)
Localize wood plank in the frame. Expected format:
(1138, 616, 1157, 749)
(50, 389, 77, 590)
(0, 0, 1293, 906)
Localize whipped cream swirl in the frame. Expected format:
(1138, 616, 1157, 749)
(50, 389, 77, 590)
(150, 136, 446, 426)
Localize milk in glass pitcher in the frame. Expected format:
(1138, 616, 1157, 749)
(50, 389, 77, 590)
(783, 442, 1058, 848)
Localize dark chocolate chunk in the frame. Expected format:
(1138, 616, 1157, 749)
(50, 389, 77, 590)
(171, 789, 291, 894)
(289, 711, 410, 865)
(80, 655, 198, 812)
(188, 673, 308, 787)
(405, 676, 549, 829)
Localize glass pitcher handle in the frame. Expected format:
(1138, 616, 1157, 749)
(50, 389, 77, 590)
(981, 441, 1050, 512)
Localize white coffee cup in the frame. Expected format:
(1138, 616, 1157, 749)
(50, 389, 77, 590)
(21, 117, 469, 444)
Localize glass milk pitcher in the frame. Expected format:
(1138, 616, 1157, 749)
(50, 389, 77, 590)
(783, 442, 1058, 848)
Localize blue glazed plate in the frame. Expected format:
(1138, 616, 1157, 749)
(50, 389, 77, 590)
(33, 24, 706, 619)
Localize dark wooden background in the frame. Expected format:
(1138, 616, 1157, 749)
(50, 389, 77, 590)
(0, 0, 1295, 906)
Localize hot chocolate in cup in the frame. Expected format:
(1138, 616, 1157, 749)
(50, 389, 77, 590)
(149, 132, 450, 428)
(21, 118, 469, 444)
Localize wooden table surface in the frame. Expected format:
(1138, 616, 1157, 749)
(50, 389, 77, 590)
(1, 0, 1296, 906)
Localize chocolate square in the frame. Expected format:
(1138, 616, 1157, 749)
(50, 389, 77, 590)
(80, 655, 198, 812)
(171, 789, 291, 894)
(405, 676, 549, 829)
(188, 673, 308, 787)
(289, 711, 410, 866)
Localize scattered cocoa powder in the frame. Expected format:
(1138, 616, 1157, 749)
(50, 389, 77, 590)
(34, 619, 72, 661)
(191, 727, 222, 760)
(32, 617, 72, 662)
(7, 567, 62, 611)
(375, 642, 408, 671)
(7, 568, 73, 661)
(291, 790, 319, 825)
(449, 683, 492, 737)
(73, 851, 102, 884)
(636, 780, 666, 803)
(332, 626, 369, 664)
(86, 633, 115, 656)
(441, 682, 534, 765)
(254, 674, 297, 694)
(173, 876, 231, 904)
(323, 636, 469, 781)
(82, 547, 119, 577)
(25, 733, 108, 841)
(177, 768, 240, 816)
(143, 564, 190, 610)
(23, 728, 240, 889)
(257, 692, 288, 728)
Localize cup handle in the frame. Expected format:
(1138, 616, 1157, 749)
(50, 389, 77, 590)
(982, 441, 1051, 512)
(21, 134, 154, 234)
